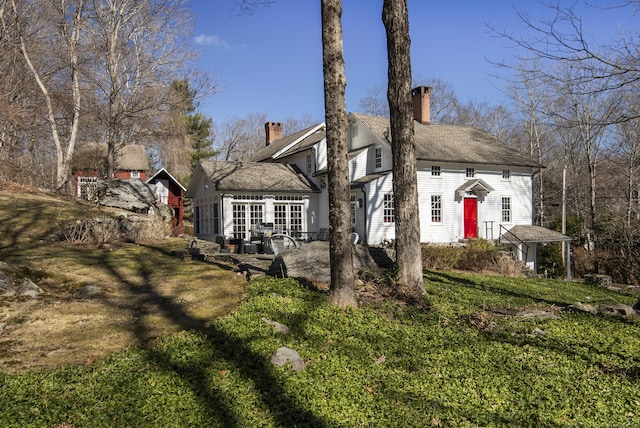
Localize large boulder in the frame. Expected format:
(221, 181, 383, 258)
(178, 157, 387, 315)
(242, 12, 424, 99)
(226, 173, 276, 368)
(269, 241, 381, 285)
(93, 179, 173, 222)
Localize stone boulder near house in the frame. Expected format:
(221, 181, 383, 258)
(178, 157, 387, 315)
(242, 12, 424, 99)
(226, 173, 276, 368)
(269, 241, 380, 285)
(93, 179, 158, 213)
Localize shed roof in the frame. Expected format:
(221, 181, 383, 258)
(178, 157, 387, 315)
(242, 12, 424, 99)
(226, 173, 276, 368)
(146, 168, 186, 191)
(351, 112, 542, 168)
(500, 225, 574, 244)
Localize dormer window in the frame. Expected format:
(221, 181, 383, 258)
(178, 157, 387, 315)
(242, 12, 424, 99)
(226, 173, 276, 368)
(375, 147, 382, 169)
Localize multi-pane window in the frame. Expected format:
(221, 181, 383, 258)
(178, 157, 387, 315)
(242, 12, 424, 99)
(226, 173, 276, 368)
(501, 197, 512, 223)
(232, 204, 247, 239)
(273, 196, 305, 235)
(290, 205, 302, 235)
(130, 170, 140, 179)
(78, 176, 98, 200)
(431, 195, 442, 223)
(383, 193, 394, 223)
(350, 195, 357, 225)
(502, 169, 511, 180)
(431, 165, 441, 176)
(306, 154, 313, 173)
(375, 147, 382, 169)
(213, 203, 220, 234)
(249, 204, 263, 230)
(274, 204, 287, 233)
(466, 168, 475, 178)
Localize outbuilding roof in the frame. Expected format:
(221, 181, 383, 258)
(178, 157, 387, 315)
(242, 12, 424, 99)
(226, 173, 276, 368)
(73, 143, 149, 171)
(500, 225, 574, 244)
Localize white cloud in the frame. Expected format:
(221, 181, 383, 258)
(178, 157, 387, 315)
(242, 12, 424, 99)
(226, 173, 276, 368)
(194, 34, 231, 50)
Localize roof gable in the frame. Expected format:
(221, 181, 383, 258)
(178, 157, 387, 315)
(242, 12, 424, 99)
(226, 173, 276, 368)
(146, 168, 186, 191)
(250, 123, 325, 162)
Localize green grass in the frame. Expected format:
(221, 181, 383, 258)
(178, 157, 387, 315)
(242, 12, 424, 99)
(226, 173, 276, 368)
(1, 271, 639, 427)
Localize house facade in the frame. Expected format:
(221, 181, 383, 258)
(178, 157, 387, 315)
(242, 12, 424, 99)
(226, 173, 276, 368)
(187, 87, 554, 267)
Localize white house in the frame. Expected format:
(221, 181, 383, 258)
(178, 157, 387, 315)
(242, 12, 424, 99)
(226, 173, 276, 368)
(186, 87, 569, 268)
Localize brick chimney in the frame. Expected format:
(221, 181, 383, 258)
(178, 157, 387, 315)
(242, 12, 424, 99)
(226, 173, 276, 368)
(411, 86, 431, 125)
(265, 122, 283, 146)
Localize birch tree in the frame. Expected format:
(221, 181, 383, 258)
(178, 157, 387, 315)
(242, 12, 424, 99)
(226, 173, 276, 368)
(320, 0, 357, 308)
(3, 0, 85, 191)
(87, 0, 197, 178)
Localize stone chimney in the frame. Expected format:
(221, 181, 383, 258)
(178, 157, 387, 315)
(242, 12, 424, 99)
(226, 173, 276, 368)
(411, 86, 431, 125)
(265, 122, 283, 146)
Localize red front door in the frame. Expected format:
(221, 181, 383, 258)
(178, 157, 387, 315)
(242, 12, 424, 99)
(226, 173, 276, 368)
(464, 198, 478, 238)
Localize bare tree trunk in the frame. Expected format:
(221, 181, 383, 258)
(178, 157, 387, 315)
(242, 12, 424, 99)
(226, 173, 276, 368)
(382, 0, 424, 294)
(320, 0, 357, 308)
(9, 0, 84, 192)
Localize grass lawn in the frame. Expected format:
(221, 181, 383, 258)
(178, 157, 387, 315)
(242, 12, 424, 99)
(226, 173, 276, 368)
(2, 270, 639, 427)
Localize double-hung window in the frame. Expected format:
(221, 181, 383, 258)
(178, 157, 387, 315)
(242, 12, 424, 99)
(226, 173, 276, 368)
(431, 165, 441, 177)
(431, 195, 442, 223)
(383, 193, 394, 223)
(375, 147, 382, 169)
(501, 197, 512, 223)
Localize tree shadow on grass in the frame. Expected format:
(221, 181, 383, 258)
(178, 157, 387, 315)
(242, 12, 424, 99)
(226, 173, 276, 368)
(426, 270, 570, 308)
(83, 249, 328, 427)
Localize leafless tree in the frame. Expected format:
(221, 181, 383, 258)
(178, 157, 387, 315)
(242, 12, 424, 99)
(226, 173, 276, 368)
(321, 0, 357, 308)
(216, 113, 267, 161)
(2, 0, 85, 191)
(86, 0, 199, 178)
(382, 0, 423, 294)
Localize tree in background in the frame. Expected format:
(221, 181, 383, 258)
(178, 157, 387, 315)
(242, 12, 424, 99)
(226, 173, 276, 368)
(156, 79, 216, 182)
(2, 0, 85, 192)
(86, 0, 198, 179)
(382, 0, 424, 295)
(320, 0, 357, 308)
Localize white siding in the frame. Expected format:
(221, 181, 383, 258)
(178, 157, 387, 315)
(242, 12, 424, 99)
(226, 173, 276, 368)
(364, 174, 395, 244)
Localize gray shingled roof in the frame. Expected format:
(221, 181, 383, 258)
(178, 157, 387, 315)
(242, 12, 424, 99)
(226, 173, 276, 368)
(197, 160, 319, 193)
(500, 225, 573, 243)
(351, 112, 542, 168)
(73, 142, 149, 171)
(250, 124, 324, 162)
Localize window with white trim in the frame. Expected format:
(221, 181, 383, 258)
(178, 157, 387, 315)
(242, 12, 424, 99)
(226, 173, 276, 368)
(502, 169, 511, 180)
(130, 170, 140, 179)
(274, 196, 305, 235)
(375, 147, 382, 169)
(306, 154, 313, 173)
(383, 193, 394, 223)
(431, 195, 442, 223)
(232, 204, 247, 239)
(431, 165, 441, 177)
(466, 168, 475, 178)
(77, 176, 98, 200)
(501, 197, 512, 223)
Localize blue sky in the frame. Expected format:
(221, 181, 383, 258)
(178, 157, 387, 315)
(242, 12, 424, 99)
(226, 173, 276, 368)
(188, 0, 633, 128)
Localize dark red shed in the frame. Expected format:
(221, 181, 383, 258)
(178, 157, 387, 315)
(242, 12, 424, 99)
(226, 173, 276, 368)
(146, 168, 187, 235)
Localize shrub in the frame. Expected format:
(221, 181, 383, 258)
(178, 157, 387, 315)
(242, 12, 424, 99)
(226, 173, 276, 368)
(456, 239, 497, 272)
(421, 244, 462, 270)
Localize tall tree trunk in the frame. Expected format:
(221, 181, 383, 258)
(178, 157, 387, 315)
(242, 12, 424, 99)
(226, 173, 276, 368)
(320, 0, 357, 308)
(382, 0, 424, 294)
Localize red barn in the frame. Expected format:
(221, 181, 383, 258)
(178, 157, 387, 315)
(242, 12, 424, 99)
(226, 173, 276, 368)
(146, 168, 186, 235)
